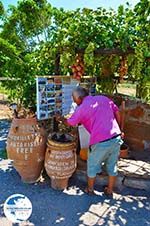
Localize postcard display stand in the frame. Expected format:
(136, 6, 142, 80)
(36, 76, 96, 120)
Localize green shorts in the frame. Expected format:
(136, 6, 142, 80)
(87, 136, 123, 177)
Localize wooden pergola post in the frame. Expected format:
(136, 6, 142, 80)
(54, 52, 60, 75)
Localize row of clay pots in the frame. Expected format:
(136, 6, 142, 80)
(7, 118, 127, 189)
(6, 118, 77, 190)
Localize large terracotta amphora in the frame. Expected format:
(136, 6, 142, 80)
(6, 118, 47, 183)
(45, 133, 77, 190)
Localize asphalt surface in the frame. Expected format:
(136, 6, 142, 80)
(0, 120, 150, 226)
(0, 160, 150, 226)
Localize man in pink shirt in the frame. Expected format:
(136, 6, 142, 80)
(59, 86, 123, 197)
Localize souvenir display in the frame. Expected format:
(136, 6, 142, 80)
(36, 76, 96, 120)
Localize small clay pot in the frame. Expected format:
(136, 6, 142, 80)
(80, 148, 88, 161)
(119, 143, 129, 158)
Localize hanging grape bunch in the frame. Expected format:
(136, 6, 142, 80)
(71, 54, 84, 80)
(119, 56, 128, 82)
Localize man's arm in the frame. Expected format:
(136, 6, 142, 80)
(114, 110, 124, 138)
(114, 110, 121, 129)
(55, 104, 82, 127)
(55, 114, 70, 126)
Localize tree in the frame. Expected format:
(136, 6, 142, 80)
(0, 0, 150, 107)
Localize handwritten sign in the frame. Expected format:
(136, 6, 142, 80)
(7, 132, 44, 161)
(45, 149, 76, 179)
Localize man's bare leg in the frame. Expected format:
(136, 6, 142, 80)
(87, 176, 96, 190)
(85, 176, 96, 194)
(106, 175, 116, 194)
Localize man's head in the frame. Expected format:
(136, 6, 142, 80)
(72, 86, 89, 105)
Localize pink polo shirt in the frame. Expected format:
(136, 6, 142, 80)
(67, 95, 121, 145)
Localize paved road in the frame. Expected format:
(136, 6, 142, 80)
(0, 119, 150, 226)
(0, 159, 150, 226)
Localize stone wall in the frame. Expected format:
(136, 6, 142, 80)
(113, 94, 150, 152)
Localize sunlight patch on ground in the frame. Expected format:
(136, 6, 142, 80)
(63, 186, 84, 196)
(0, 159, 13, 172)
(79, 211, 100, 226)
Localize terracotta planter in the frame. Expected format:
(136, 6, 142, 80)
(80, 148, 88, 161)
(119, 143, 129, 158)
(44, 133, 77, 190)
(6, 118, 46, 183)
(51, 178, 69, 190)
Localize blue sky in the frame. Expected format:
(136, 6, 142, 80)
(2, 0, 140, 11)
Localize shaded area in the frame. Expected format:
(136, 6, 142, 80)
(0, 119, 10, 152)
(0, 159, 150, 226)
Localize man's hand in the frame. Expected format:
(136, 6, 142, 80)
(55, 113, 63, 122)
(121, 131, 125, 139)
(64, 114, 72, 119)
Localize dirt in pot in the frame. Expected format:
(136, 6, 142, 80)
(51, 133, 73, 143)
